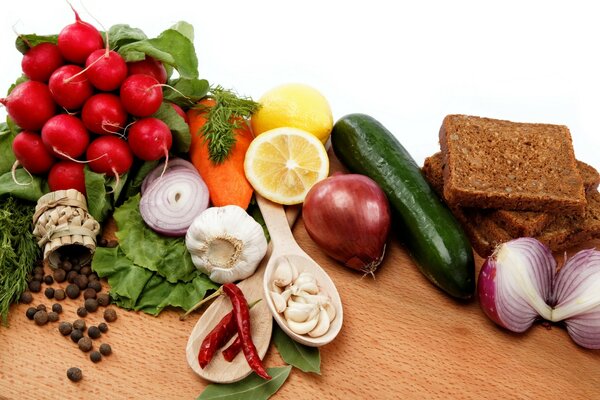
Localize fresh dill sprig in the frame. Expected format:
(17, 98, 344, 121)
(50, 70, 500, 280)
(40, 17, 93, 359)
(0, 197, 40, 327)
(200, 85, 260, 164)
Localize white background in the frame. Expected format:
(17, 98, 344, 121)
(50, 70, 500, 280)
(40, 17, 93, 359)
(1, 0, 598, 173)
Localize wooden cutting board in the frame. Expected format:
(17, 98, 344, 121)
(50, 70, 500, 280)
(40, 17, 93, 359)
(0, 217, 599, 399)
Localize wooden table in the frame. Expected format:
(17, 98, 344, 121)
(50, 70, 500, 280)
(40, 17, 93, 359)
(1, 222, 599, 399)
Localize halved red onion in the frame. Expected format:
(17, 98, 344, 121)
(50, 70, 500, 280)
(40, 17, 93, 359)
(139, 166, 209, 237)
(141, 158, 199, 195)
(551, 249, 600, 349)
(477, 238, 555, 332)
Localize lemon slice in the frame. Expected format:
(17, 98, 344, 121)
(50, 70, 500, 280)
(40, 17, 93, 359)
(244, 127, 329, 205)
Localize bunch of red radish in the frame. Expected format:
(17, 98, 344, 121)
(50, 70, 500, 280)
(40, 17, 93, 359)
(1, 9, 181, 195)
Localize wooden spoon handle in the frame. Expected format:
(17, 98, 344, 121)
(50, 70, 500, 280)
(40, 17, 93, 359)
(256, 194, 298, 252)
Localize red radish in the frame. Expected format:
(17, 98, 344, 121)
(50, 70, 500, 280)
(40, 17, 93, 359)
(84, 49, 127, 91)
(48, 64, 93, 110)
(47, 160, 86, 195)
(128, 118, 172, 161)
(41, 114, 89, 160)
(82, 93, 128, 135)
(86, 136, 133, 178)
(21, 42, 64, 82)
(11, 131, 55, 174)
(170, 103, 188, 123)
(57, 8, 104, 64)
(120, 74, 163, 117)
(0, 81, 56, 130)
(127, 57, 167, 84)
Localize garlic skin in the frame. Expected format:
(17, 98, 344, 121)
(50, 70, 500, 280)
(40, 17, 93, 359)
(185, 205, 267, 284)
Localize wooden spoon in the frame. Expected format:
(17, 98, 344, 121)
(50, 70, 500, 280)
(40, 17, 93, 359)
(185, 206, 300, 384)
(257, 194, 344, 347)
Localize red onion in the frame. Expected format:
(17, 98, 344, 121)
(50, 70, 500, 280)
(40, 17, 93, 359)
(141, 158, 198, 195)
(139, 164, 209, 237)
(478, 238, 600, 349)
(302, 174, 391, 274)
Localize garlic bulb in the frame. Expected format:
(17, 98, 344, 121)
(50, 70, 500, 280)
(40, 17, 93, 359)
(185, 205, 267, 284)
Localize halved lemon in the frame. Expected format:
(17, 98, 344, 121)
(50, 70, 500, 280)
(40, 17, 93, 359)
(244, 127, 329, 205)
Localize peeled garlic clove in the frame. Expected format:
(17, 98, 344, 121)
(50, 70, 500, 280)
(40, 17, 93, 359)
(291, 295, 307, 304)
(296, 281, 319, 295)
(308, 307, 331, 337)
(272, 258, 295, 287)
(286, 313, 319, 335)
(297, 293, 330, 305)
(550, 249, 600, 349)
(271, 282, 283, 294)
(270, 291, 288, 314)
(478, 238, 555, 333)
(322, 300, 337, 322)
(284, 302, 317, 323)
(293, 271, 316, 286)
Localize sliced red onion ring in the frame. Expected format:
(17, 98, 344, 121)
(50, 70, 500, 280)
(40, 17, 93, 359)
(139, 166, 209, 237)
(141, 158, 199, 195)
(551, 249, 600, 349)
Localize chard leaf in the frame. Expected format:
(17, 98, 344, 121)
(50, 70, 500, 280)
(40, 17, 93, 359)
(118, 28, 198, 79)
(170, 21, 194, 43)
(0, 123, 16, 175)
(15, 34, 58, 54)
(273, 325, 321, 374)
(113, 194, 197, 283)
(152, 102, 191, 153)
(163, 78, 209, 107)
(0, 169, 47, 201)
(197, 366, 292, 400)
(107, 24, 147, 48)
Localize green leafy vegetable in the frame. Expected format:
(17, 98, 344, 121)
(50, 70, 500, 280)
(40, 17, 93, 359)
(122, 159, 160, 200)
(170, 21, 195, 43)
(15, 34, 58, 54)
(0, 197, 41, 326)
(273, 325, 321, 374)
(0, 169, 47, 202)
(163, 78, 209, 107)
(106, 24, 148, 48)
(197, 366, 292, 400)
(84, 167, 129, 224)
(118, 27, 198, 79)
(199, 86, 260, 163)
(0, 123, 16, 175)
(151, 102, 192, 153)
(113, 195, 197, 283)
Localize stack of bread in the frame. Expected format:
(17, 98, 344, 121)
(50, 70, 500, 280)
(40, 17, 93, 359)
(422, 114, 600, 258)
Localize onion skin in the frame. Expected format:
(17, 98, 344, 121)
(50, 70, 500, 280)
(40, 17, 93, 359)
(302, 174, 391, 274)
(477, 258, 503, 328)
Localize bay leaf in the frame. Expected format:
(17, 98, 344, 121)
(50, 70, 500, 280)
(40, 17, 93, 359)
(197, 366, 292, 400)
(273, 325, 321, 374)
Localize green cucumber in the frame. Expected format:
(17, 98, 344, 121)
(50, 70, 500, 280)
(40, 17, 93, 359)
(331, 113, 475, 299)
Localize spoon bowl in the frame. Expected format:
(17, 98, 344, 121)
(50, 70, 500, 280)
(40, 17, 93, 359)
(257, 194, 343, 347)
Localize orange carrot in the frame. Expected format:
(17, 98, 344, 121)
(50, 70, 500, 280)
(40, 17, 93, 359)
(187, 99, 254, 209)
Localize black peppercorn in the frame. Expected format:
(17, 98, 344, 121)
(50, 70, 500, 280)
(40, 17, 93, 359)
(88, 273, 99, 282)
(80, 266, 92, 276)
(61, 260, 73, 272)
(25, 307, 37, 320)
(47, 311, 59, 323)
(54, 289, 66, 301)
(72, 263, 81, 273)
(53, 268, 67, 283)
(97, 293, 110, 307)
(77, 307, 88, 318)
(90, 351, 102, 363)
(77, 336, 93, 352)
(28, 280, 42, 293)
(74, 275, 88, 290)
(59, 322, 73, 336)
(88, 326, 101, 339)
(44, 287, 55, 299)
(66, 284, 80, 299)
(99, 343, 112, 356)
(87, 280, 102, 293)
(70, 329, 84, 343)
(84, 298, 98, 313)
(103, 308, 117, 323)
(52, 303, 63, 314)
(43, 275, 54, 285)
(36, 304, 47, 311)
(33, 266, 44, 276)
(97, 322, 108, 333)
(73, 319, 86, 332)
(83, 288, 96, 300)
(66, 367, 82, 382)
(66, 271, 78, 283)
(20, 292, 33, 304)
(34, 310, 49, 326)
(33, 273, 44, 282)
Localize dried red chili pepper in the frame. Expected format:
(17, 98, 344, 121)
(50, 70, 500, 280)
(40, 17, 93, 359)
(222, 335, 242, 362)
(222, 283, 271, 380)
(197, 311, 237, 369)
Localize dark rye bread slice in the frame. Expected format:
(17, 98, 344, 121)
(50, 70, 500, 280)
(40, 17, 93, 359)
(422, 154, 600, 257)
(439, 115, 586, 214)
(579, 160, 600, 194)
